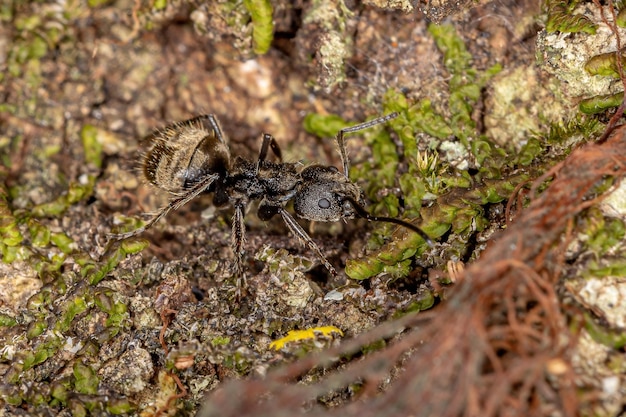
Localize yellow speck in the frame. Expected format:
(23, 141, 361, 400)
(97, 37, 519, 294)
(270, 326, 343, 350)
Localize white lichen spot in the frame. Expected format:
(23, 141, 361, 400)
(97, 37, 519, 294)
(602, 375, 620, 396)
(255, 246, 314, 308)
(485, 66, 566, 148)
(0, 343, 17, 361)
(600, 181, 626, 220)
(99, 346, 154, 396)
(439, 140, 469, 170)
(229, 59, 274, 99)
(324, 289, 344, 301)
(0, 262, 40, 312)
(63, 336, 84, 354)
(579, 277, 626, 328)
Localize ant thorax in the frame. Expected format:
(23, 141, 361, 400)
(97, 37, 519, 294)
(223, 157, 300, 204)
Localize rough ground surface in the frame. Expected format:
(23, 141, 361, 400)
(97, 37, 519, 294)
(2, 0, 626, 416)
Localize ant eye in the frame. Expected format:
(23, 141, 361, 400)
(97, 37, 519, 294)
(318, 198, 331, 209)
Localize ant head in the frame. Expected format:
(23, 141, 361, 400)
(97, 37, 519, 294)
(294, 165, 362, 222)
(295, 165, 433, 246)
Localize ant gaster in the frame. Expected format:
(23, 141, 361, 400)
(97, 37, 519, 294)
(112, 113, 431, 283)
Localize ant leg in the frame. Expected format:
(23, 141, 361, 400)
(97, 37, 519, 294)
(335, 112, 399, 178)
(231, 202, 247, 290)
(256, 133, 282, 173)
(270, 138, 282, 161)
(109, 173, 219, 240)
(200, 114, 227, 144)
(278, 208, 337, 276)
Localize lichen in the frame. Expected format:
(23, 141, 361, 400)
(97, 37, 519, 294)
(302, 0, 354, 90)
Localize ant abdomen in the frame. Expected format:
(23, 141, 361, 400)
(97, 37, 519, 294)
(143, 115, 230, 194)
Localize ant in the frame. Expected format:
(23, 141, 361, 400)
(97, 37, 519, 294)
(110, 112, 431, 285)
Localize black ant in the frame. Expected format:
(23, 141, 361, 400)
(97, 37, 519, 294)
(110, 113, 431, 285)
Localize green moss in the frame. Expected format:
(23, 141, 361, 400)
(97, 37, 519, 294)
(343, 24, 600, 281)
(211, 336, 231, 346)
(81, 239, 148, 285)
(579, 92, 624, 115)
(303, 113, 351, 137)
(73, 362, 99, 395)
(586, 260, 626, 278)
(51, 231, 75, 254)
(27, 219, 50, 247)
(544, 116, 602, 148)
(109, 214, 148, 236)
(545, 0, 597, 34)
(27, 288, 51, 311)
(583, 210, 626, 256)
(4, 1, 81, 85)
(14, 14, 41, 31)
(223, 350, 254, 374)
(153, 0, 167, 10)
(26, 319, 47, 339)
(585, 313, 626, 349)
(0, 313, 17, 327)
(427, 24, 502, 147)
(80, 125, 104, 168)
(585, 50, 626, 78)
(618, 6, 626, 27)
(0, 192, 23, 249)
(56, 296, 88, 333)
(88, 0, 114, 7)
(26, 36, 48, 61)
(23, 338, 62, 370)
(69, 398, 87, 417)
(25, 387, 50, 406)
(106, 398, 135, 414)
(517, 137, 544, 166)
(403, 291, 436, 313)
(0, 384, 22, 406)
(50, 380, 69, 405)
(577, 20, 626, 115)
(31, 176, 96, 218)
(93, 288, 114, 312)
(344, 256, 384, 280)
(105, 301, 128, 329)
(243, 0, 274, 55)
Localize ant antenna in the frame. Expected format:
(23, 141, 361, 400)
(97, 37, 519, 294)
(336, 112, 399, 178)
(345, 197, 433, 246)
